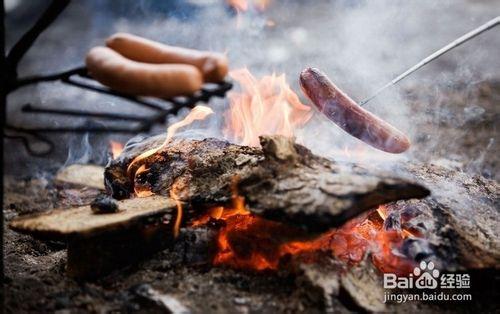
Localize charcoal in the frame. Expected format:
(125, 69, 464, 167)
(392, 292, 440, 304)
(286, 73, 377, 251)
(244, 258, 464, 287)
(297, 259, 386, 312)
(399, 204, 423, 222)
(401, 238, 435, 262)
(173, 226, 219, 265)
(90, 195, 119, 214)
(296, 262, 341, 312)
(383, 212, 401, 231)
(339, 260, 386, 312)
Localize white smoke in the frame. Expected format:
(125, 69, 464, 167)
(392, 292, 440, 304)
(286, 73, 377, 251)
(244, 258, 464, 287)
(144, 0, 499, 171)
(6, 0, 499, 177)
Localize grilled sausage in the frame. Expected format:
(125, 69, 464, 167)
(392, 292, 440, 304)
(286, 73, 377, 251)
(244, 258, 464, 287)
(106, 33, 228, 83)
(85, 46, 203, 98)
(300, 67, 410, 153)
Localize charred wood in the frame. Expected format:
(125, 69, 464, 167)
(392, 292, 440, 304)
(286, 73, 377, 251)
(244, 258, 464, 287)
(400, 162, 500, 269)
(105, 135, 429, 232)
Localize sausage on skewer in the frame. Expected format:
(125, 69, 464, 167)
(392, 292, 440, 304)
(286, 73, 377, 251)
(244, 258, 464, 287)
(300, 67, 410, 154)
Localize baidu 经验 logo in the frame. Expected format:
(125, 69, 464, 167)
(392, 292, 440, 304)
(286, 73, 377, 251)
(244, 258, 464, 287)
(384, 261, 440, 290)
(383, 260, 472, 303)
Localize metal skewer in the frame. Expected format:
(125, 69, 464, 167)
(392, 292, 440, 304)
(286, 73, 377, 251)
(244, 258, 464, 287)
(359, 16, 500, 106)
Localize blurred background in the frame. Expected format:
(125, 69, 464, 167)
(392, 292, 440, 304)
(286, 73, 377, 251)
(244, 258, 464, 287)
(4, 0, 499, 178)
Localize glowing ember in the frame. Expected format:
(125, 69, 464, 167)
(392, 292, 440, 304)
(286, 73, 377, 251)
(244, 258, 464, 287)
(376, 204, 389, 220)
(224, 68, 312, 146)
(192, 198, 418, 275)
(134, 165, 153, 198)
(109, 140, 124, 159)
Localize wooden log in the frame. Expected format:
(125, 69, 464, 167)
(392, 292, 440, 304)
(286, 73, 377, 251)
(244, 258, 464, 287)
(9, 195, 177, 240)
(104, 135, 262, 201)
(402, 162, 500, 269)
(239, 136, 430, 232)
(105, 135, 429, 232)
(9, 195, 179, 278)
(339, 260, 386, 312)
(54, 164, 105, 190)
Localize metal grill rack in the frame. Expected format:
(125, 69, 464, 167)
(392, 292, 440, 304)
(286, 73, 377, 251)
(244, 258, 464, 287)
(2, 0, 232, 156)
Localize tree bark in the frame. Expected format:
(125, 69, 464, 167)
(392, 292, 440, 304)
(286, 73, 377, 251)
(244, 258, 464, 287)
(105, 135, 429, 232)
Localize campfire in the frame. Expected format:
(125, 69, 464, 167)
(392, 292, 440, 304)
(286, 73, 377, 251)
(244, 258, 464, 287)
(4, 1, 499, 313)
(77, 61, 417, 277)
(108, 67, 425, 276)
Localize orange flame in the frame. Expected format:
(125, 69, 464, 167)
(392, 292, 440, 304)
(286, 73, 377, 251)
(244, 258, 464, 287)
(170, 185, 183, 238)
(227, 0, 248, 11)
(376, 204, 388, 220)
(224, 68, 312, 146)
(125, 105, 213, 238)
(120, 64, 417, 274)
(227, 0, 271, 12)
(109, 141, 124, 159)
(191, 177, 250, 228)
(134, 165, 154, 198)
(127, 105, 214, 188)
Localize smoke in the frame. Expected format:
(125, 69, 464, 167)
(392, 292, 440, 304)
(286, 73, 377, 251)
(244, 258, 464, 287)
(6, 0, 499, 177)
(143, 0, 497, 170)
(64, 133, 93, 166)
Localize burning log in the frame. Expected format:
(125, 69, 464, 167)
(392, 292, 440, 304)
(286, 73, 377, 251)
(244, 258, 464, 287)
(7, 150, 498, 311)
(238, 136, 428, 232)
(105, 134, 429, 232)
(403, 163, 500, 269)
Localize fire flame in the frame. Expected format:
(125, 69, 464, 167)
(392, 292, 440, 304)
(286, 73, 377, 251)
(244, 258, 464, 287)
(109, 140, 124, 159)
(170, 184, 183, 239)
(127, 105, 214, 187)
(126, 105, 213, 237)
(224, 68, 312, 146)
(227, 0, 271, 12)
(191, 181, 249, 229)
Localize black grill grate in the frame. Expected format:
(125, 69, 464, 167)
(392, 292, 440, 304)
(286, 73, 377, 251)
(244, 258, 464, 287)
(3, 0, 232, 156)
